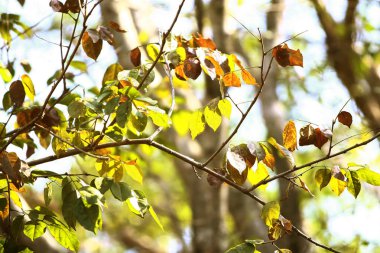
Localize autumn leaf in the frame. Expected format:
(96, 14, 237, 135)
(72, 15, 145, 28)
(9, 80, 25, 108)
(175, 64, 187, 80)
(272, 43, 303, 67)
(191, 33, 216, 50)
(222, 72, 241, 87)
(337, 111, 352, 128)
(241, 69, 257, 85)
(109, 21, 126, 33)
(283, 120, 297, 151)
(299, 124, 315, 146)
(98, 26, 114, 45)
(314, 128, 329, 149)
(130, 47, 141, 67)
(183, 58, 202, 80)
(82, 30, 103, 60)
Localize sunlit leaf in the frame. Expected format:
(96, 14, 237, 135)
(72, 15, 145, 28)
(172, 111, 190, 136)
(283, 120, 297, 151)
(314, 168, 331, 190)
(44, 183, 52, 206)
(48, 224, 79, 252)
(314, 128, 329, 149)
(329, 176, 347, 196)
(204, 102, 222, 132)
(260, 144, 275, 171)
(149, 206, 164, 231)
(124, 162, 143, 185)
(189, 110, 205, 139)
(70, 61, 87, 72)
(299, 125, 315, 146)
(0, 65, 12, 83)
(191, 33, 216, 50)
(147, 106, 170, 128)
(241, 69, 257, 85)
(337, 111, 352, 128)
(261, 201, 280, 228)
(146, 44, 162, 62)
(21, 74, 35, 102)
(102, 63, 123, 85)
(223, 72, 241, 87)
(23, 220, 46, 241)
(356, 168, 380, 186)
(98, 26, 114, 45)
(331, 165, 347, 182)
(247, 162, 269, 190)
(218, 99, 232, 119)
(183, 58, 202, 80)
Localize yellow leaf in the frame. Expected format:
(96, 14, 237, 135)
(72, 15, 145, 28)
(21, 74, 35, 102)
(329, 176, 347, 196)
(261, 144, 275, 171)
(247, 162, 269, 190)
(124, 163, 143, 185)
(283, 120, 297, 152)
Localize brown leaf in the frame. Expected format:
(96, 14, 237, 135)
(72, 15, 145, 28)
(98, 26, 114, 45)
(314, 128, 329, 149)
(82, 30, 103, 60)
(64, 0, 83, 13)
(49, 0, 68, 13)
(283, 120, 297, 151)
(337, 111, 352, 128)
(109, 21, 127, 33)
(191, 33, 216, 50)
(299, 124, 316, 146)
(332, 165, 347, 182)
(130, 47, 141, 67)
(223, 72, 241, 87)
(9, 80, 25, 108)
(0, 152, 23, 188)
(184, 58, 202, 80)
(272, 43, 303, 67)
(279, 216, 293, 234)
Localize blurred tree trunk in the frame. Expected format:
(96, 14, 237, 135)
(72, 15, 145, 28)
(259, 0, 306, 252)
(310, 0, 380, 131)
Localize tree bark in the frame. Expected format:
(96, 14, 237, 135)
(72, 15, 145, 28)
(310, 0, 380, 131)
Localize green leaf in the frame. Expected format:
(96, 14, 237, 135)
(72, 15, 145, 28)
(356, 168, 380, 186)
(11, 215, 25, 240)
(102, 63, 123, 85)
(91, 177, 113, 194)
(189, 110, 205, 139)
(48, 224, 79, 252)
(20, 74, 35, 102)
(68, 100, 86, 118)
(104, 97, 120, 115)
(116, 101, 131, 128)
(44, 183, 52, 206)
(149, 206, 164, 231)
(204, 104, 222, 131)
(218, 99, 232, 119)
(2, 91, 12, 111)
(78, 186, 104, 206)
(260, 201, 280, 228)
(314, 169, 331, 190)
(147, 106, 170, 128)
(61, 178, 78, 228)
(23, 220, 46, 241)
(110, 182, 132, 201)
(70, 61, 87, 72)
(127, 190, 149, 218)
(123, 163, 143, 184)
(74, 199, 102, 234)
(131, 111, 148, 132)
(346, 170, 361, 198)
(225, 242, 256, 253)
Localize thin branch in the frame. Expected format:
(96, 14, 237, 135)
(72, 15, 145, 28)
(136, 0, 186, 90)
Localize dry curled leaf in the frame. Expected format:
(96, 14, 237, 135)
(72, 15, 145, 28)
(109, 21, 127, 33)
(82, 30, 103, 60)
(272, 43, 303, 67)
(283, 120, 297, 152)
(184, 58, 202, 80)
(130, 47, 141, 67)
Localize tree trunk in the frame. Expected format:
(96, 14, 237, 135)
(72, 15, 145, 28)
(260, 0, 306, 252)
(310, 0, 380, 131)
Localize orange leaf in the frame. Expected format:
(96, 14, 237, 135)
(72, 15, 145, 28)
(222, 72, 241, 87)
(272, 43, 303, 67)
(191, 33, 216, 50)
(337, 111, 352, 128)
(175, 64, 187, 80)
(283, 120, 297, 152)
(82, 30, 103, 60)
(205, 56, 224, 78)
(130, 47, 141, 67)
(241, 69, 257, 85)
(0, 197, 9, 221)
